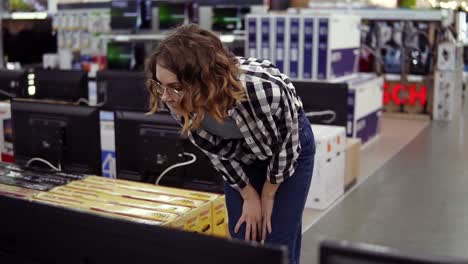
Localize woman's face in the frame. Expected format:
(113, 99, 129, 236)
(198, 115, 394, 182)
(155, 64, 186, 115)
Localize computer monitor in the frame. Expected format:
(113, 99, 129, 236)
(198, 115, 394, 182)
(11, 99, 101, 175)
(0, 69, 27, 99)
(2, 18, 56, 66)
(115, 110, 223, 193)
(293, 81, 348, 127)
(320, 239, 468, 264)
(212, 6, 251, 32)
(110, 0, 152, 31)
(0, 194, 287, 264)
(96, 70, 149, 111)
(106, 42, 147, 71)
(157, 2, 188, 31)
(30, 69, 88, 102)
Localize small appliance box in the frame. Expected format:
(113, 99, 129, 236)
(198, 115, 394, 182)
(0, 101, 13, 163)
(246, 15, 260, 59)
(99, 111, 116, 178)
(437, 42, 463, 71)
(306, 125, 346, 210)
(344, 138, 361, 190)
(312, 13, 361, 81)
(272, 14, 288, 74)
(433, 70, 463, 121)
(344, 74, 383, 145)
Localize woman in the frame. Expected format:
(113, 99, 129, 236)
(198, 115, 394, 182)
(145, 24, 315, 264)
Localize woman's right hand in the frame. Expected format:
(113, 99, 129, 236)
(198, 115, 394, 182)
(235, 184, 262, 242)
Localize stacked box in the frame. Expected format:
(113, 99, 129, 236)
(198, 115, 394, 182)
(0, 183, 40, 200)
(344, 138, 361, 190)
(0, 101, 13, 163)
(433, 70, 463, 121)
(306, 125, 346, 210)
(245, 13, 360, 81)
(33, 192, 166, 226)
(83, 176, 228, 237)
(345, 74, 383, 145)
(45, 177, 228, 237)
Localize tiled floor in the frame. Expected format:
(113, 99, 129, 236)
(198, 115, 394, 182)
(300, 106, 468, 264)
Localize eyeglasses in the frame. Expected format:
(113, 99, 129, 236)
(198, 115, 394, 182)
(147, 79, 183, 99)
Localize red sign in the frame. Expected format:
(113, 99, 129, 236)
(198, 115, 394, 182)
(383, 82, 427, 106)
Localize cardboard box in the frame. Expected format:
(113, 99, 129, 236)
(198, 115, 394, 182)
(49, 186, 192, 215)
(344, 138, 361, 190)
(33, 192, 168, 226)
(433, 70, 463, 121)
(65, 180, 214, 235)
(307, 125, 346, 210)
(345, 74, 383, 145)
(81, 177, 228, 236)
(83, 176, 220, 202)
(0, 183, 40, 200)
(211, 195, 228, 237)
(66, 181, 207, 208)
(0, 101, 13, 163)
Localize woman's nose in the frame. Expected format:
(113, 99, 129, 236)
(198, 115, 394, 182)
(160, 89, 173, 103)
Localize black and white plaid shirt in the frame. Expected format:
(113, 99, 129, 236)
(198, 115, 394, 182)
(183, 57, 303, 190)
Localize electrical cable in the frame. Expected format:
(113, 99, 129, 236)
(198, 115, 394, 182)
(155, 152, 197, 185)
(305, 110, 337, 124)
(0, 89, 17, 98)
(25, 157, 61, 172)
(75, 97, 106, 107)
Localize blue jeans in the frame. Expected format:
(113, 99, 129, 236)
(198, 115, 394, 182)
(224, 110, 315, 264)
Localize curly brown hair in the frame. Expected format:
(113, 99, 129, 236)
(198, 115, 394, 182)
(145, 24, 246, 135)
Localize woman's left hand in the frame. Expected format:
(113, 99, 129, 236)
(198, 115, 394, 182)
(261, 181, 280, 241)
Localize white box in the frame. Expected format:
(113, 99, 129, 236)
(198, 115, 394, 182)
(100, 111, 117, 178)
(306, 125, 346, 210)
(0, 101, 13, 163)
(272, 15, 288, 74)
(437, 42, 463, 71)
(259, 16, 273, 61)
(433, 70, 463, 121)
(246, 15, 260, 59)
(287, 15, 302, 79)
(313, 13, 361, 81)
(300, 16, 316, 80)
(344, 74, 383, 145)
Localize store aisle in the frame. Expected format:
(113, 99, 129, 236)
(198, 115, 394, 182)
(300, 107, 468, 264)
(301, 116, 430, 233)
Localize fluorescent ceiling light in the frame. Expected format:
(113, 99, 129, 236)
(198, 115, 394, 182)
(11, 12, 48, 20)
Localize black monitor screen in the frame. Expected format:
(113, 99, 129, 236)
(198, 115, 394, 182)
(111, 0, 152, 30)
(293, 81, 348, 127)
(0, 70, 27, 99)
(0, 194, 287, 264)
(106, 42, 146, 71)
(11, 100, 101, 175)
(212, 6, 250, 32)
(115, 110, 223, 193)
(320, 240, 468, 264)
(97, 70, 149, 111)
(115, 110, 184, 183)
(158, 2, 187, 31)
(31, 69, 88, 102)
(2, 18, 57, 66)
